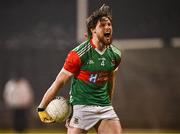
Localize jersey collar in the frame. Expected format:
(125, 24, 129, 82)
(90, 39, 96, 48)
(90, 39, 107, 55)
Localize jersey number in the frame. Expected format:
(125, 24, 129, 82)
(101, 60, 105, 66)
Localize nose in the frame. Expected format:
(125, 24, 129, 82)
(105, 24, 110, 28)
(105, 25, 111, 31)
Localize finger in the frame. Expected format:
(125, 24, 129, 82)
(44, 118, 55, 123)
(43, 116, 55, 123)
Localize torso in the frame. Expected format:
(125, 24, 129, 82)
(63, 39, 121, 106)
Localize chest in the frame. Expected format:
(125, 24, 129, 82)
(80, 48, 116, 72)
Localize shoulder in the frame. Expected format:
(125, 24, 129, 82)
(109, 44, 121, 58)
(109, 44, 122, 69)
(73, 40, 90, 51)
(72, 40, 91, 57)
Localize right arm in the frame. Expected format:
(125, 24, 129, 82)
(38, 69, 72, 109)
(37, 50, 81, 123)
(39, 50, 81, 108)
(37, 69, 72, 123)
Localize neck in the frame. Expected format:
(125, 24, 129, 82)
(91, 37, 106, 51)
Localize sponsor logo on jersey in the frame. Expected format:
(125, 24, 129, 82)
(87, 59, 94, 65)
(89, 74, 98, 83)
(89, 72, 109, 83)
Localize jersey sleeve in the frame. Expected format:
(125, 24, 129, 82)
(112, 45, 121, 71)
(63, 51, 81, 75)
(114, 57, 121, 71)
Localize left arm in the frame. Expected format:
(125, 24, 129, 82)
(108, 45, 121, 101)
(108, 69, 118, 101)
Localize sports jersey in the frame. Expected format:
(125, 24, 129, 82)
(63, 39, 121, 106)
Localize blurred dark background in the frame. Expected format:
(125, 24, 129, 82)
(0, 0, 180, 131)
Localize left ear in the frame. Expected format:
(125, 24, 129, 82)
(91, 28, 96, 33)
(91, 28, 96, 35)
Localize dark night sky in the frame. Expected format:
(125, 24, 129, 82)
(89, 0, 180, 39)
(0, 0, 76, 48)
(0, 0, 180, 48)
(0, 0, 76, 38)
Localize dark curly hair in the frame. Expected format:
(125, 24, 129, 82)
(86, 4, 112, 38)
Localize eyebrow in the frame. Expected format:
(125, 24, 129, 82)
(100, 17, 111, 23)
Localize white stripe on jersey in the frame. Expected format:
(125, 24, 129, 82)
(77, 43, 92, 57)
(79, 45, 92, 57)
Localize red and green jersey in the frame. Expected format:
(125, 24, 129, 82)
(63, 39, 121, 106)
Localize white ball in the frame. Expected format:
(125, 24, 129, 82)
(45, 96, 72, 123)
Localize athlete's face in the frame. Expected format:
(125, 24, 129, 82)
(92, 17, 113, 46)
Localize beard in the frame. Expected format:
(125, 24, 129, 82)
(98, 34, 112, 46)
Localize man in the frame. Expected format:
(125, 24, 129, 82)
(4, 77, 34, 133)
(38, 4, 122, 134)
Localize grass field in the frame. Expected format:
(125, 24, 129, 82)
(0, 129, 180, 134)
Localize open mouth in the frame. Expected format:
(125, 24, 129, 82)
(104, 32, 111, 37)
